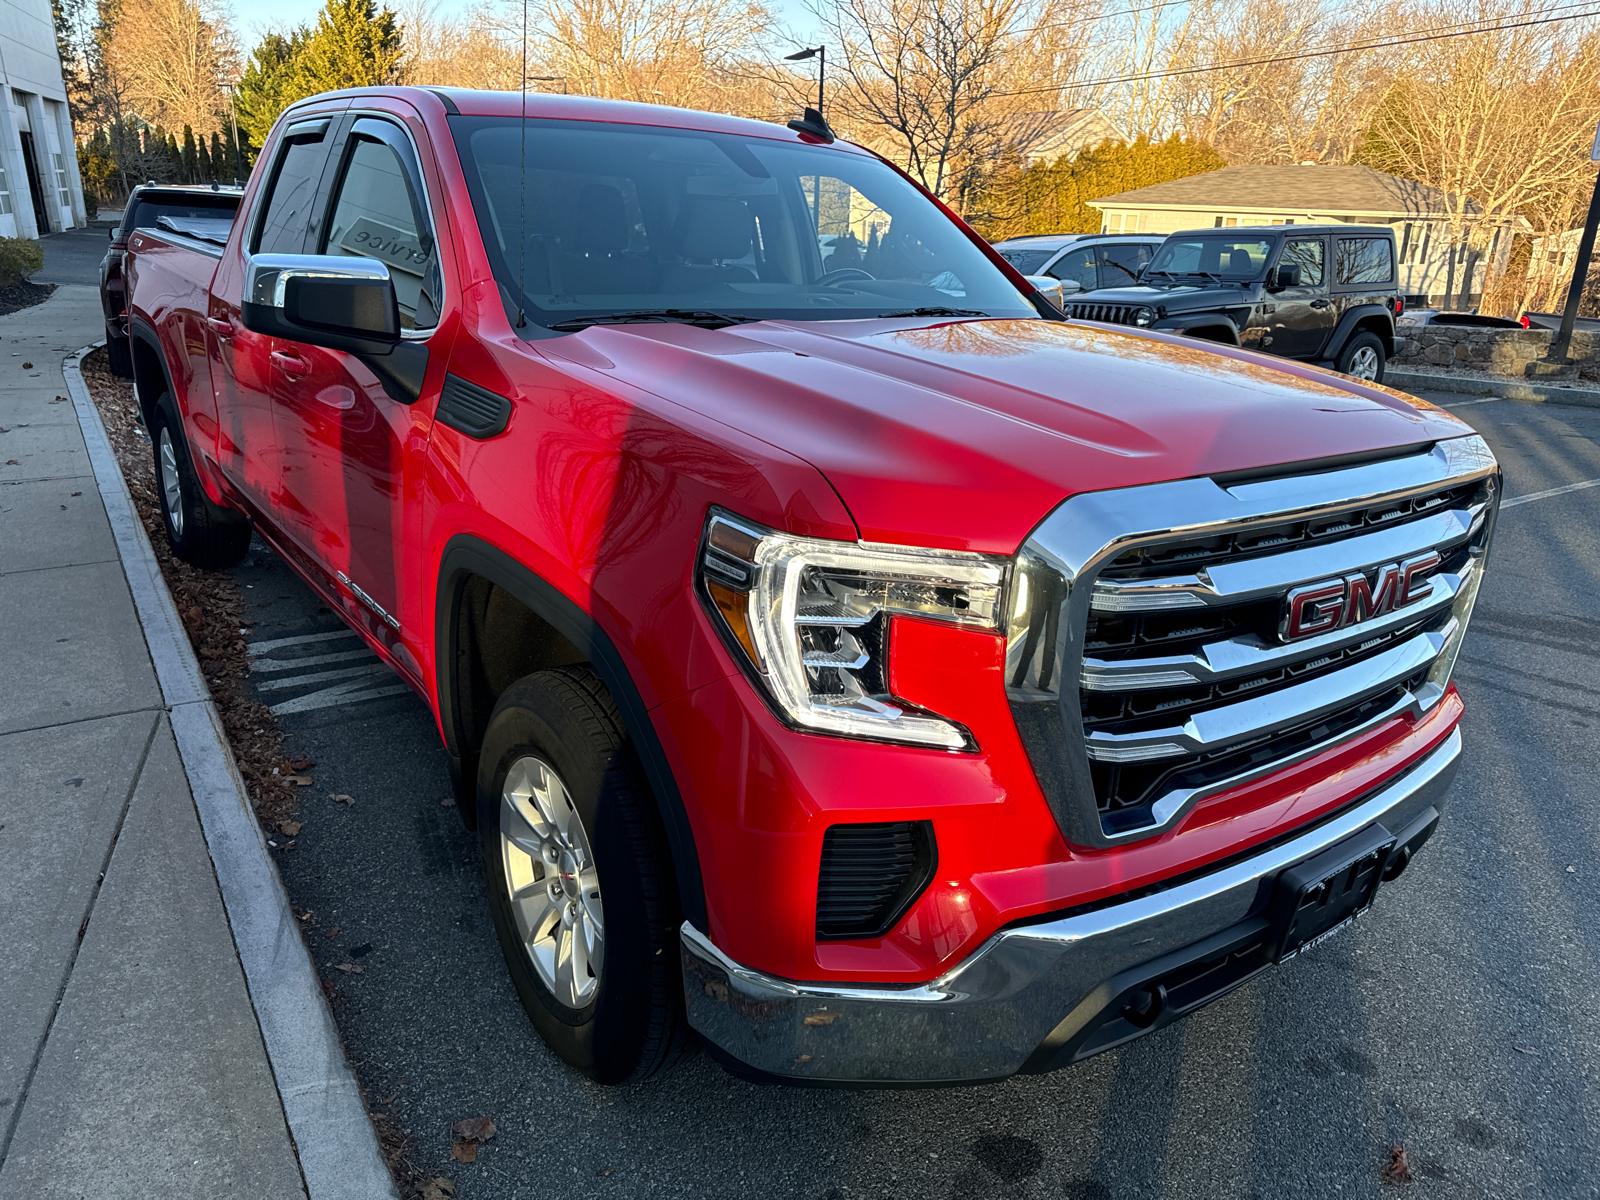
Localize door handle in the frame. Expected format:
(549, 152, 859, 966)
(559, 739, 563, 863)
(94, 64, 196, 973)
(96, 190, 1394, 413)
(1310, 299, 1332, 309)
(271, 349, 311, 375)
(207, 316, 233, 338)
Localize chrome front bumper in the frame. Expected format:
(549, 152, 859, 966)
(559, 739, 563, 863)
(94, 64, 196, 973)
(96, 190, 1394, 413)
(680, 727, 1462, 1085)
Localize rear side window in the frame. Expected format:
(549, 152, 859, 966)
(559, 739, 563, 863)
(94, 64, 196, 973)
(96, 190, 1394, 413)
(1335, 237, 1393, 285)
(1280, 239, 1325, 286)
(1048, 245, 1097, 288)
(996, 247, 1055, 275)
(322, 133, 441, 329)
(253, 133, 328, 254)
(1098, 242, 1151, 286)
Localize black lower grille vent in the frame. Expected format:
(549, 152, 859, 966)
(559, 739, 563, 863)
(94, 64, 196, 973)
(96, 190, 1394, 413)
(816, 821, 936, 940)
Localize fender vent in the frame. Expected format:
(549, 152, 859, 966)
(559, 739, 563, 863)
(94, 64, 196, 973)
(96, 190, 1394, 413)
(437, 373, 512, 439)
(816, 821, 936, 940)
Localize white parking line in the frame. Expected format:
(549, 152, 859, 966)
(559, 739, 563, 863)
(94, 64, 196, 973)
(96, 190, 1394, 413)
(255, 663, 394, 692)
(249, 647, 376, 673)
(269, 680, 412, 716)
(1503, 477, 1600, 509)
(1440, 397, 1504, 408)
(245, 629, 363, 654)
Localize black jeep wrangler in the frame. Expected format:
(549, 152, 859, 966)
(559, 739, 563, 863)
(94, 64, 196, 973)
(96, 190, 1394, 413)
(1066, 224, 1401, 382)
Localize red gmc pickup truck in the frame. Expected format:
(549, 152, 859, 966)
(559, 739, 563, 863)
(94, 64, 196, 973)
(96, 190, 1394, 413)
(123, 86, 1499, 1087)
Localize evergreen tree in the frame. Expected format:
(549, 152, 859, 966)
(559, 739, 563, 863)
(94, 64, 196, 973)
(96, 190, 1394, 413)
(234, 29, 313, 153)
(221, 119, 241, 183)
(182, 125, 198, 182)
(197, 134, 212, 181)
(209, 132, 224, 182)
(294, 0, 403, 94)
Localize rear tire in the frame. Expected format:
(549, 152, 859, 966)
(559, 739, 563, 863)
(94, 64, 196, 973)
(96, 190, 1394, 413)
(477, 665, 688, 1084)
(1337, 330, 1386, 383)
(148, 391, 252, 568)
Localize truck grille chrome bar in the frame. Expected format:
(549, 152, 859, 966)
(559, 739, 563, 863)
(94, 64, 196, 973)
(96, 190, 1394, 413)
(1005, 436, 1499, 848)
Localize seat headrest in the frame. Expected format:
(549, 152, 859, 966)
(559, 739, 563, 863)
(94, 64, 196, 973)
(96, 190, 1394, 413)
(575, 184, 629, 255)
(677, 198, 753, 261)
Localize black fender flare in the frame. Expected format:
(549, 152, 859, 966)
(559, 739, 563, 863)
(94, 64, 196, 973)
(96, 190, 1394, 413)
(1324, 305, 1395, 360)
(434, 535, 708, 929)
(128, 316, 176, 429)
(1152, 314, 1241, 345)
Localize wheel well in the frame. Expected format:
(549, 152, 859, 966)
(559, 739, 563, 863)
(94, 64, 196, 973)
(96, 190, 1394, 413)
(450, 573, 588, 805)
(1184, 324, 1239, 346)
(129, 331, 167, 429)
(1354, 316, 1395, 356)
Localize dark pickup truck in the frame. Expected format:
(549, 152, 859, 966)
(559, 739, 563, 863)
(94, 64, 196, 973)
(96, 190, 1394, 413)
(1067, 224, 1402, 382)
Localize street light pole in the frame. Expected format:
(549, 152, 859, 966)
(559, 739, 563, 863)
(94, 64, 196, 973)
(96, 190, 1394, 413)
(784, 46, 826, 118)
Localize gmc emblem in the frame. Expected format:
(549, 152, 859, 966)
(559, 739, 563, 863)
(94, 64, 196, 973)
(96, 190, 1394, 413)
(1281, 551, 1443, 642)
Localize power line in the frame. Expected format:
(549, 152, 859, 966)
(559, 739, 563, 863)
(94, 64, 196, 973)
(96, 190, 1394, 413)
(993, 2, 1600, 97)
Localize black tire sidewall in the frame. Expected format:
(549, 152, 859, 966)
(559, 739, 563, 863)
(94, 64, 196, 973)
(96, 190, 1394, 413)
(476, 670, 672, 1083)
(1339, 331, 1387, 382)
(148, 391, 251, 568)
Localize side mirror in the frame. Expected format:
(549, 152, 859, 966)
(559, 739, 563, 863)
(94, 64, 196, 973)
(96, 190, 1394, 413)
(109, 226, 119, 240)
(1026, 276, 1066, 310)
(1058, 278, 1085, 295)
(241, 254, 428, 404)
(1269, 263, 1302, 289)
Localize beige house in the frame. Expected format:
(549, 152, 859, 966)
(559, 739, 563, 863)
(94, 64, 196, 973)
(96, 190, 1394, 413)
(1088, 164, 1516, 305)
(1007, 109, 1129, 167)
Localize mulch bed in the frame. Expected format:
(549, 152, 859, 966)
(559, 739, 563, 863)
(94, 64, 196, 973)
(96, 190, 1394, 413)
(0, 280, 56, 317)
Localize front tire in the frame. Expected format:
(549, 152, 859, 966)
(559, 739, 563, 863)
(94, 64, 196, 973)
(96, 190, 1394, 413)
(148, 391, 252, 568)
(1337, 330, 1387, 383)
(477, 665, 687, 1084)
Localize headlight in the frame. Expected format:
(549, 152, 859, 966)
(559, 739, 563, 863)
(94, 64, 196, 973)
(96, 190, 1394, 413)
(1132, 306, 1155, 327)
(700, 509, 1007, 750)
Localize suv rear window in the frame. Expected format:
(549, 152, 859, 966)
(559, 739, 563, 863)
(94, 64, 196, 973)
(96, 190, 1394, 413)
(127, 194, 238, 233)
(1335, 237, 1393, 285)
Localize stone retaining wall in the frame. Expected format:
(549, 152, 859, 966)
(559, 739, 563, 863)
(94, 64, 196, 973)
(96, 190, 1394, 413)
(1393, 323, 1600, 377)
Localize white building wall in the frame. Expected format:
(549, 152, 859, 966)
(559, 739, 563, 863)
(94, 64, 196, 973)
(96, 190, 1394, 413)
(0, 0, 87, 236)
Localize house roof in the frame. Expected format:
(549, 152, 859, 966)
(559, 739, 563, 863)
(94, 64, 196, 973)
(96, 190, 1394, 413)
(1089, 165, 1479, 217)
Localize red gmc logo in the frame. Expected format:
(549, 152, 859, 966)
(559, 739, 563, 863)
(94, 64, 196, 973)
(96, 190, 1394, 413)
(1281, 551, 1443, 642)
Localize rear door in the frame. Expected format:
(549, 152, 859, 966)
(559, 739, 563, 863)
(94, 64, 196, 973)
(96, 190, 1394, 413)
(210, 115, 339, 513)
(1332, 233, 1397, 325)
(1266, 236, 1336, 358)
(1047, 243, 1098, 296)
(266, 110, 447, 661)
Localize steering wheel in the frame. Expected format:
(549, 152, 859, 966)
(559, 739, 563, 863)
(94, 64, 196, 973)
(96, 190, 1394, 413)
(819, 267, 875, 286)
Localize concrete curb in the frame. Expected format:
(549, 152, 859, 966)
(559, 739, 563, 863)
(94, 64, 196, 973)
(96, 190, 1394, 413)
(1387, 367, 1600, 408)
(63, 344, 399, 1200)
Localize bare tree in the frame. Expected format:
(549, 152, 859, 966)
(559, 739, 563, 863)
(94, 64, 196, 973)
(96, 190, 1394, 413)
(104, 0, 237, 134)
(399, 1, 522, 91)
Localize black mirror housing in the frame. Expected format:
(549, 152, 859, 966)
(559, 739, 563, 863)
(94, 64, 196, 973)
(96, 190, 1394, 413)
(1269, 263, 1302, 289)
(284, 273, 399, 342)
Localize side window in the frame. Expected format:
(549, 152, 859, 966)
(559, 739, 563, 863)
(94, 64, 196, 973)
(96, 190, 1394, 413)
(252, 133, 328, 254)
(1280, 239, 1325, 286)
(1335, 237, 1393, 286)
(1048, 245, 1097, 289)
(323, 129, 441, 330)
(1098, 243, 1150, 287)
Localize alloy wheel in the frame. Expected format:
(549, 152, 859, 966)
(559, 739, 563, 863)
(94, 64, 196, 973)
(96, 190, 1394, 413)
(158, 428, 184, 537)
(1348, 346, 1380, 380)
(499, 756, 605, 1008)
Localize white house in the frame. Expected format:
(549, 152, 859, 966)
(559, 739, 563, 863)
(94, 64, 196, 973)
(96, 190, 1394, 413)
(1088, 164, 1519, 306)
(1006, 109, 1129, 167)
(0, 0, 88, 239)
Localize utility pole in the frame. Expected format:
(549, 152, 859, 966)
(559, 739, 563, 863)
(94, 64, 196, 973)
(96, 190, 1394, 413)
(1552, 125, 1600, 363)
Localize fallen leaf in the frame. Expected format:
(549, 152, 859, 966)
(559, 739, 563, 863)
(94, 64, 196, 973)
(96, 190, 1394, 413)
(335, 962, 363, 974)
(330, 793, 355, 806)
(597, 1167, 616, 1177)
(279, 820, 303, 836)
(71, 491, 81, 496)
(803, 1010, 840, 1026)
(52, 395, 69, 403)
(284, 774, 312, 786)
(419, 1179, 456, 1200)
(5, 460, 17, 466)
(1382, 1145, 1413, 1185)
(440, 796, 456, 807)
(286, 755, 315, 770)
(449, 1141, 478, 1164)
(325, 925, 341, 938)
(794, 1054, 812, 1064)
(452, 1116, 497, 1144)
(21, 362, 32, 369)
(380, 1092, 400, 1105)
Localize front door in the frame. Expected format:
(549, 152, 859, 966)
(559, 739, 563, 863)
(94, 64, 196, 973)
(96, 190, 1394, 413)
(268, 115, 444, 657)
(210, 118, 337, 515)
(1267, 237, 1336, 359)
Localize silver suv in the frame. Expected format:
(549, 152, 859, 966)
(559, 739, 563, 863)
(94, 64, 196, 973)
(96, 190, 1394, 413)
(992, 233, 1162, 302)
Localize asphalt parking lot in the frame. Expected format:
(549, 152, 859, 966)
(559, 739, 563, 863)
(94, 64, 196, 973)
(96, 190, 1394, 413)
(204, 388, 1599, 1200)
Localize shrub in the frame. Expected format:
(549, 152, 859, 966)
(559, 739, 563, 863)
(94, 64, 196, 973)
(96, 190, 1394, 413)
(0, 237, 45, 289)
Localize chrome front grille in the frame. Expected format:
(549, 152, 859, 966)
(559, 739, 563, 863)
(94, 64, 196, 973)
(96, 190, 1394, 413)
(1004, 437, 1499, 848)
(1068, 302, 1138, 325)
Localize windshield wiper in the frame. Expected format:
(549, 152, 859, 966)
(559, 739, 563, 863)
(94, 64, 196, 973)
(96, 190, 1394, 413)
(547, 309, 759, 332)
(877, 306, 989, 318)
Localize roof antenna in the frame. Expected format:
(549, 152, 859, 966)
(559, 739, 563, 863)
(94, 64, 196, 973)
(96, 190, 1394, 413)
(516, 0, 528, 329)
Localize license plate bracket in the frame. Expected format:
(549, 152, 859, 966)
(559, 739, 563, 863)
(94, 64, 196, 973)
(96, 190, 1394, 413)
(1270, 822, 1395, 962)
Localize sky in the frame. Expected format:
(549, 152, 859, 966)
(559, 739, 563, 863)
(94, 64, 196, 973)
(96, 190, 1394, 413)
(239, 0, 825, 58)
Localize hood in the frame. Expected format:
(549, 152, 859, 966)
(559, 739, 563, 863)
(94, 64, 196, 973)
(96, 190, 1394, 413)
(1075, 283, 1250, 309)
(541, 317, 1470, 555)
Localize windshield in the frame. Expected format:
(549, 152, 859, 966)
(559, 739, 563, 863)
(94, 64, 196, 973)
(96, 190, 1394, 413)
(1148, 235, 1274, 280)
(993, 247, 1056, 275)
(450, 117, 1038, 327)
